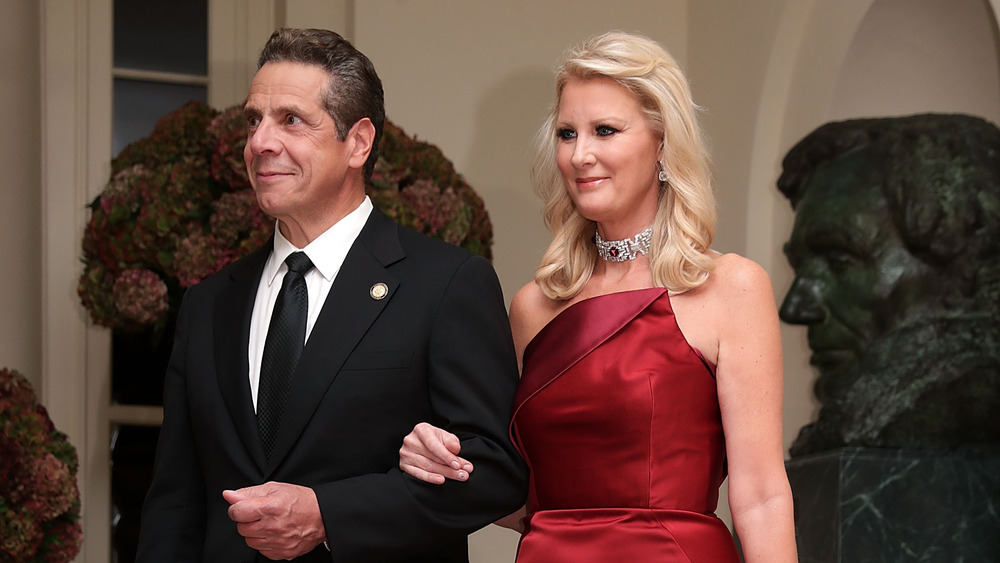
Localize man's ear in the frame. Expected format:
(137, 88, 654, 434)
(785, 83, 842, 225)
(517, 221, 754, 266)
(346, 118, 376, 170)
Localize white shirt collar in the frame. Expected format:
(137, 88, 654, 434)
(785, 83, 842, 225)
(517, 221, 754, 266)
(263, 196, 374, 286)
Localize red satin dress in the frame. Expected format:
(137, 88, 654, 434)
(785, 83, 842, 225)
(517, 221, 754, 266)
(510, 289, 740, 562)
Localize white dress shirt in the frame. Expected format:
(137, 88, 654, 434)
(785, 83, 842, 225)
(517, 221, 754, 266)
(247, 196, 373, 411)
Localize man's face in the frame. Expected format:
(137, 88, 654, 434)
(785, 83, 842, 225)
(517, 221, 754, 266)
(780, 148, 935, 404)
(243, 61, 354, 239)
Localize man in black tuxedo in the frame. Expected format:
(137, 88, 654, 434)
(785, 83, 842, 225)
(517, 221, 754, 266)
(136, 28, 527, 562)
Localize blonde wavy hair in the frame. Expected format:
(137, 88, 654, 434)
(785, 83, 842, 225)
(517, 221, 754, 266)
(533, 31, 716, 300)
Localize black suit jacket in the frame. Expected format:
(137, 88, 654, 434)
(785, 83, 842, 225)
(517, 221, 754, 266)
(137, 207, 527, 562)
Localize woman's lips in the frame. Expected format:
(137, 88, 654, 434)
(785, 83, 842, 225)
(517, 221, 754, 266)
(575, 177, 605, 188)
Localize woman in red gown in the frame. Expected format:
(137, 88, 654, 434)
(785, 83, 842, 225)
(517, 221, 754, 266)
(399, 31, 796, 562)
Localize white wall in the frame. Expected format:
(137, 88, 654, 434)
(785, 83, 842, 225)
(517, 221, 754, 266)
(1, 1, 42, 390)
(832, 0, 1000, 120)
(689, 0, 788, 256)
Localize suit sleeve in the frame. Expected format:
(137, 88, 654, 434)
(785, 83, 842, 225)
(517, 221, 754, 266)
(135, 289, 207, 562)
(316, 254, 529, 561)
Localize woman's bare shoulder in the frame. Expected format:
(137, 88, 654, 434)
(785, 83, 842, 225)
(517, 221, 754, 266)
(672, 252, 777, 364)
(509, 282, 563, 357)
(676, 252, 775, 327)
(705, 252, 774, 298)
(703, 253, 780, 338)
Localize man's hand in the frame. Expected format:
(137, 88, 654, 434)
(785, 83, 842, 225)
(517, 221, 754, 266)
(223, 482, 327, 560)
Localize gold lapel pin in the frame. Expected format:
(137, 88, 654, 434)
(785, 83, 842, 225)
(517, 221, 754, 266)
(370, 282, 389, 300)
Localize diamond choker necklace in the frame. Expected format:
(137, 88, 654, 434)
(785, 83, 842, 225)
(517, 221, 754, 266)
(594, 227, 653, 262)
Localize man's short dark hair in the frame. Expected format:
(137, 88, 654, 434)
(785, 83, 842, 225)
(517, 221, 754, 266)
(257, 28, 385, 180)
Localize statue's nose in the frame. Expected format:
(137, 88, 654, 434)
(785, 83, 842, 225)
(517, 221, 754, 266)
(779, 277, 825, 325)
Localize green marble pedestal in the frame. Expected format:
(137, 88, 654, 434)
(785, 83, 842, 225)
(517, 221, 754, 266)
(786, 447, 1000, 562)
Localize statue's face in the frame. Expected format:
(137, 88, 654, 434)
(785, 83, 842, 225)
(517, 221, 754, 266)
(780, 148, 935, 405)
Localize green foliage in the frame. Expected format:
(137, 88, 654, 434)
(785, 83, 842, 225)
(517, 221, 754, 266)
(0, 368, 82, 562)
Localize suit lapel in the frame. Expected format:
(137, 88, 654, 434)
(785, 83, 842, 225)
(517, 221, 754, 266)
(214, 242, 271, 473)
(265, 208, 405, 475)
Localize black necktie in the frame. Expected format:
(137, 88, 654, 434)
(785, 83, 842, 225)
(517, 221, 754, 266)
(258, 251, 314, 459)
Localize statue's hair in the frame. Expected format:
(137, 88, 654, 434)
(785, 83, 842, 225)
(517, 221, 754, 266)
(257, 28, 385, 180)
(532, 31, 716, 300)
(778, 113, 1000, 307)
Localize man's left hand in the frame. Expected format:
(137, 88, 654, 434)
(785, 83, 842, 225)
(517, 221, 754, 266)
(223, 482, 327, 560)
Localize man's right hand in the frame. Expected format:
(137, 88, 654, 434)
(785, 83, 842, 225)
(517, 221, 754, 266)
(223, 482, 326, 560)
(399, 422, 474, 484)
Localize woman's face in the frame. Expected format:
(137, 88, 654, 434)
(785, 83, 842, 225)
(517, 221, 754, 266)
(555, 77, 662, 235)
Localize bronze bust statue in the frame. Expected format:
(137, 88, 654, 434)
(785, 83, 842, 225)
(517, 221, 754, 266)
(777, 113, 1000, 457)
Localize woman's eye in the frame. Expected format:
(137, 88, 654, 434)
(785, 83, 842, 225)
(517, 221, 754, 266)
(556, 128, 577, 141)
(596, 125, 618, 137)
